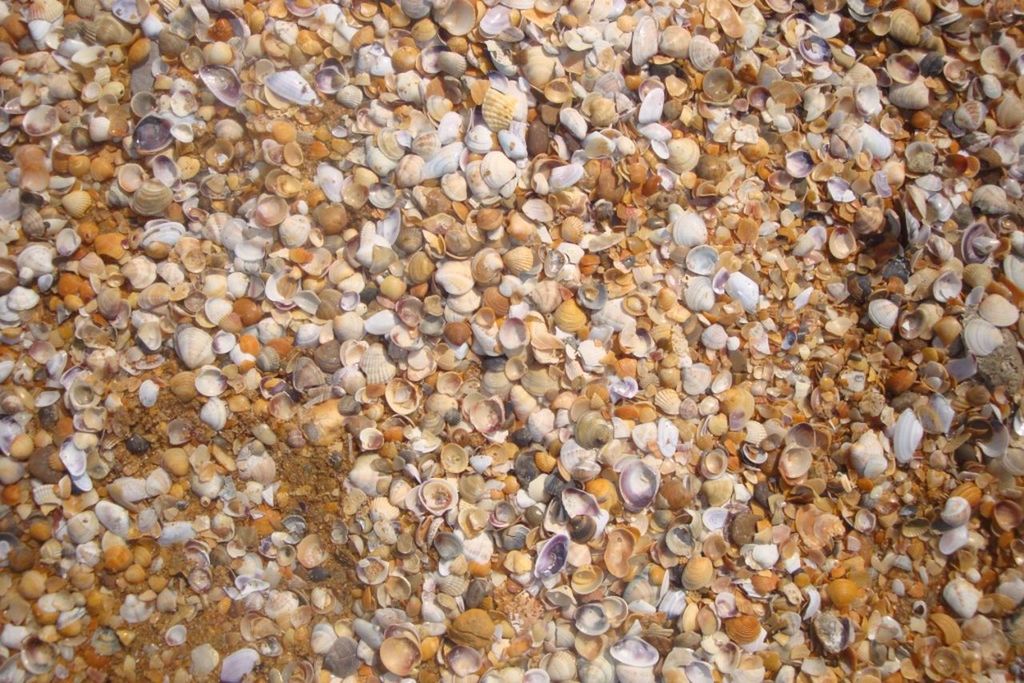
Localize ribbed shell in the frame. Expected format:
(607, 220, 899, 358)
(360, 344, 397, 384)
(481, 88, 516, 132)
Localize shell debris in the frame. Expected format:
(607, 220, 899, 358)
(0, 0, 1023, 680)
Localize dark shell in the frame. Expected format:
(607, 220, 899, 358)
(199, 66, 243, 108)
(132, 116, 173, 155)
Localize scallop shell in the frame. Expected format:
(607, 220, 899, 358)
(360, 344, 396, 384)
(61, 190, 94, 219)
(174, 326, 215, 369)
(724, 615, 762, 645)
(503, 246, 534, 275)
(482, 88, 517, 131)
(553, 300, 588, 333)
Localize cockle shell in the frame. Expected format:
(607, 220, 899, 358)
(482, 88, 517, 131)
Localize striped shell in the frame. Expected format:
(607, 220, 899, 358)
(481, 88, 517, 132)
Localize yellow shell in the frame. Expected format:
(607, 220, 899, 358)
(724, 615, 761, 645)
(827, 578, 862, 609)
(720, 387, 755, 422)
(553, 299, 587, 333)
(560, 216, 585, 243)
(681, 556, 713, 590)
(62, 190, 94, 219)
(481, 88, 516, 131)
(930, 612, 962, 646)
(406, 252, 435, 284)
(502, 246, 534, 275)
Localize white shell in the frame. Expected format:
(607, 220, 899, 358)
(867, 299, 898, 329)
(891, 409, 922, 465)
(963, 318, 1002, 356)
(943, 578, 981, 618)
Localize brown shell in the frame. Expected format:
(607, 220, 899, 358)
(724, 615, 762, 644)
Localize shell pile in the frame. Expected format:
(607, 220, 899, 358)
(1, 0, 1024, 680)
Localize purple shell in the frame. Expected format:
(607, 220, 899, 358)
(315, 59, 345, 94)
(131, 116, 173, 154)
(785, 150, 813, 178)
(961, 222, 999, 263)
(534, 533, 569, 579)
(618, 459, 659, 512)
(199, 66, 242, 108)
(798, 36, 831, 65)
(609, 636, 660, 667)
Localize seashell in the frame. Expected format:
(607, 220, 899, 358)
(631, 15, 659, 66)
(609, 636, 659, 667)
(888, 9, 921, 45)
(438, 51, 468, 77)
(380, 637, 420, 676)
(522, 46, 557, 88)
(544, 650, 576, 681)
(701, 67, 738, 104)
(435, 260, 475, 296)
(130, 180, 174, 216)
(482, 88, 517, 131)
(954, 100, 987, 132)
(199, 66, 242, 108)
(22, 105, 60, 137)
(892, 408, 923, 464)
(503, 246, 534, 275)
(669, 205, 707, 246)
(132, 116, 173, 154)
(979, 294, 1018, 327)
(941, 496, 971, 527)
(437, 0, 475, 35)
(385, 379, 420, 415)
(687, 35, 720, 72)
(220, 649, 259, 683)
(963, 318, 1002, 356)
(778, 446, 812, 483)
(682, 556, 713, 590)
(296, 534, 326, 568)
(868, 298, 898, 329)
(481, 151, 518, 192)
(827, 578, 862, 610)
(362, 348, 397, 385)
(666, 138, 700, 173)
(535, 532, 569, 579)
(265, 71, 320, 107)
(618, 459, 659, 511)
(813, 613, 853, 653)
(175, 326, 215, 369)
(61, 190, 94, 219)
(971, 185, 1009, 215)
(888, 79, 929, 110)
(554, 300, 588, 333)
(419, 478, 458, 515)
(943, 578, 981, 619)
(724, 615, 762, 645)
(850, 430, 887, 479)
(725, 272, 759, 313)
(469, 396, 505, 435)
(660, 26, 690, 58)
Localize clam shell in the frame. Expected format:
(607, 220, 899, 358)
(174, 326, 215, 369)
(724, 615, 762, 645)
(265, 71, 320, 107)
(618, 459, 659, 511)
(980, 294, 1019, 327)
(963, 318, 1002, 356)
(130, 180, 174, 216)
(199, 66, 242, 108)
